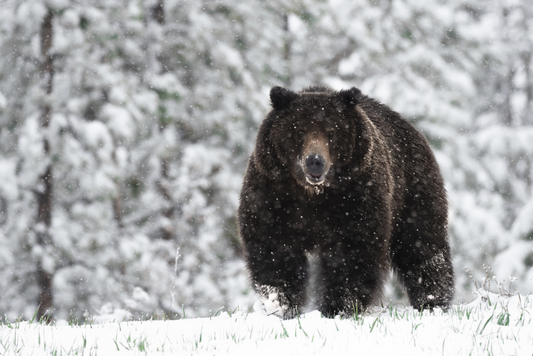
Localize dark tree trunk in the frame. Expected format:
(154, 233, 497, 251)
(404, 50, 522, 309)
(282, 13, 291, 86)
(502, 67, 514, 126)
(35, 165, 53, 320)
(150, 0, 175, 241)
(36, 7, 55, 321)
(110, 132, 125, 230)
(152, 0, 165, 25)
(157, 159, 175, 240)
(523, 52, 532, 125)
(112, 191, 124, 229)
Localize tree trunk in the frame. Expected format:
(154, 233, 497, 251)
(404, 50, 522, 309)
(157, 158, 175, 240)
(152, 0, 165, 25)
(283, 13, 292, 87)
(36, 7, 55, 321)
(502, 67, 514, 126)
(112, 186, 124, 229)
(523, 52, 532, 125)
(150, 0, 175, 241)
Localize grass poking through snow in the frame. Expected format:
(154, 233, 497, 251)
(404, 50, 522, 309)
(1, 273, 533, 355)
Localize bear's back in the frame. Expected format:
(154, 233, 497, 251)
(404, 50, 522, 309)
(358, 95, 446, 215)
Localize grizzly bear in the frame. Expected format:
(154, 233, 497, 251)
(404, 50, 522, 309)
(237, 85, 454, 319)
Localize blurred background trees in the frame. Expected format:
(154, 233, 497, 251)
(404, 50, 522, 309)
(0, 0, 532, 320)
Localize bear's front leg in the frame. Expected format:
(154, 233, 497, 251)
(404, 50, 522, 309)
(245, 241, 308, 319)
(238, 173, 309, 319)
(316, 240, 388, 317)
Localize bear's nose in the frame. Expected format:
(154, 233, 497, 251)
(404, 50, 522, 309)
(306, 154, 326, 178)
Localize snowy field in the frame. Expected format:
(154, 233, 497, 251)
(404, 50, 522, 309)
(1, 289, 532, 356)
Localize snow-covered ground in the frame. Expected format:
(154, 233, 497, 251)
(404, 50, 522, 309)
(1, 290, 532, 356)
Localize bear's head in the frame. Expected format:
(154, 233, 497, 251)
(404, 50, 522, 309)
(253, 85, 374, 194)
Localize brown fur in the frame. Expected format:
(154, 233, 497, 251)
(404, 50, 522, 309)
(238, 85, 454, 319)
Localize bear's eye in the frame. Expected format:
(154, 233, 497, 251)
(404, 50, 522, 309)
(328, 130, 335, 140)
(298, 130, 305, 136)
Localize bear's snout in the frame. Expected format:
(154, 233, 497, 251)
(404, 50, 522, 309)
(301, 133, 331, 186)
(306, 154, 326, 179)
(303, 152, 330, 185)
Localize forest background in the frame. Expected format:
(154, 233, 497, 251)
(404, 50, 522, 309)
(0, 0, 532, 321)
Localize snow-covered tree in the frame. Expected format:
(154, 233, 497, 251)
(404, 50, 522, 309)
(1, 0, 533, 320)
(453, 0, 533, 291)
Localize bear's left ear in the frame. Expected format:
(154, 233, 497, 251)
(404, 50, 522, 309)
(339, 87, 362, 107)
(270, 86, 298, 110)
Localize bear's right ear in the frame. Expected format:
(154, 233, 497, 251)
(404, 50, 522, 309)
(339, 87, 362, 107)
(270, 86, 298, 110)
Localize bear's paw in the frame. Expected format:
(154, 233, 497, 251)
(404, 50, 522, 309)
(254, 285, 293, 318)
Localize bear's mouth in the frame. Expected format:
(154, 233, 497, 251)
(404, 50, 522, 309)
(305, 172, 327, 185)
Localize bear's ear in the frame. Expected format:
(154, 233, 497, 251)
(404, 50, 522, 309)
(270, 86, 298, 110)
(339, 87, 362, 107)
